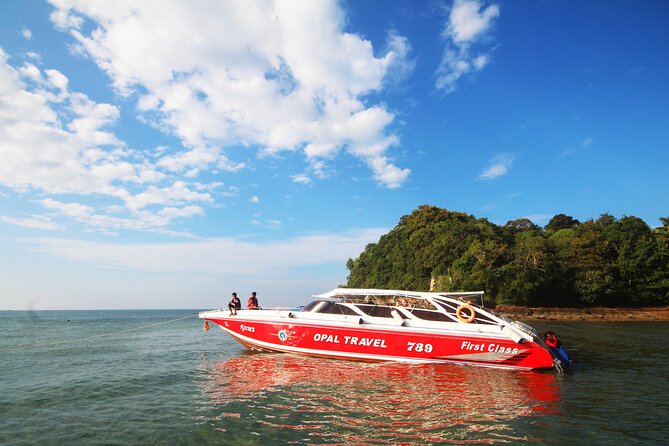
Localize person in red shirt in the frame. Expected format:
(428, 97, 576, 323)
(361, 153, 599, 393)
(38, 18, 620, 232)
(544, 330, 573, 366)
(247, 291, 260, 309)
(544, 331, 561, 348)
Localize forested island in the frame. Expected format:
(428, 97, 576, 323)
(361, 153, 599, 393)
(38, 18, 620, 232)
(346, 205, 669, 308)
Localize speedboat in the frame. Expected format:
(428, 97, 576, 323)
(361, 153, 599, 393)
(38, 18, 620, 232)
(199, 288, 572, 371)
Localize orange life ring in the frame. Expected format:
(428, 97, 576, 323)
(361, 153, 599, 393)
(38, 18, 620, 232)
(456, 304, 476, 323)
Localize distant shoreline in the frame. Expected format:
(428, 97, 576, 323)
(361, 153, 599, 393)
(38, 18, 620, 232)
(494, 305, 669, 322)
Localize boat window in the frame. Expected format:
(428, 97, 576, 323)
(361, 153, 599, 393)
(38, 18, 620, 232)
(409, 309, 453, 322)
(303, 300, 359, 315)
(303, 300, 332, 313)
(321, 303, 360, 316)
(355, 305, 395, 318)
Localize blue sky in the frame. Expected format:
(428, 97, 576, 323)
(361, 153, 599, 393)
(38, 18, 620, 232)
(1, 0, 667, 310)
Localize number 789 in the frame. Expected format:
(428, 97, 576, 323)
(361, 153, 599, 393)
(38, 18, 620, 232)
(407, 342, 433, 353)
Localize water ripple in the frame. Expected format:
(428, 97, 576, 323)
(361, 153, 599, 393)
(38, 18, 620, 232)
(2, 312, 668, 445)
(198, 353, 559, 444)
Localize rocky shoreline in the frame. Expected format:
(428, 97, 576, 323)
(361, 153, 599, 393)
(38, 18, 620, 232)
(493, 305, 669, 322)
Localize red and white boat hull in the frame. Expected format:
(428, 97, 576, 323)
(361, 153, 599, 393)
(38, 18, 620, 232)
(202, 313, 555, 370)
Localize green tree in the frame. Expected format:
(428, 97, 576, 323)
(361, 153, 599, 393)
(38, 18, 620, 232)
(498, 235, 562, 306)
(568, 219, 617, 305)
(650, 218, 669, 303)
(545, 214, 580, 234)
(602, 216, 666, 304)
(504, 218, 540, 234)
(346, 206, 668, 307)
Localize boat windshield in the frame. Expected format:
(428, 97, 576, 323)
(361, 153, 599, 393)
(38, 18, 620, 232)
(303, 300, 359, 315)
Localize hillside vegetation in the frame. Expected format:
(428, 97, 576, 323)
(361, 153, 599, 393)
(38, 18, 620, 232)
(346, 205, 669, 307)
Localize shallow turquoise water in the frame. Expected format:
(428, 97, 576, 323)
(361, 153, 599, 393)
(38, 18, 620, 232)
(1, 310, 667, 445)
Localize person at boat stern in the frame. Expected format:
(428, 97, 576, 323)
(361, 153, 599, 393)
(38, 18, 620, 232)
(248, 291, 260, 309)
(544, 331, 573, 365)
(544, 331, 561, 348)
(228, 292, 241, 315)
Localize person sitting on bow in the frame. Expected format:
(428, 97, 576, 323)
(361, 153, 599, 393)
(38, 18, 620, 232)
(247, 291, 260, 310)
(228, 292, 241, 316)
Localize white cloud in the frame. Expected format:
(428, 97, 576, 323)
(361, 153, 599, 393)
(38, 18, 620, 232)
(45, 68, 69, 91)
(581, 137, 594, 147)
(41, 198, 92, 219)
(250, 217, 282, 228)
(250, 195, 260, 204)
(478, 153, 514, 180)
(21, 28, 33, 40)
(40, 197, 203, 233)
(158, 205, 204, 220)
(0, 52, 106, 195)
(383, 31, 416, 85)
(18, 63, 42, 82)
(436, 0, 500, 93)
(120, 181, 212, 211)
(370, 156, 410, 189)
(1, 215, 62, 231)
(156, 145, 245, 176)
(291, 173, 312, 185)
(48, 0, 411, 188)
(448, 0, 499, 43)
(219, 185, 240, 197)
(308, 160, 332, 180)
(26, 227, 387, 276)
(0, 48, 221, 234)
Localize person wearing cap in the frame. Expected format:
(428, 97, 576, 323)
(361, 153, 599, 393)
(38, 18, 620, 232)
(228, 292, 241, 315)
(247, 291, 260, 309)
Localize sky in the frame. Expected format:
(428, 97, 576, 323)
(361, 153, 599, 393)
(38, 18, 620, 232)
(1, 0, 667, 310)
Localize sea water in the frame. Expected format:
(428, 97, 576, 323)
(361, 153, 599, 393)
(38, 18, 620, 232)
(1, 310, 668, 445)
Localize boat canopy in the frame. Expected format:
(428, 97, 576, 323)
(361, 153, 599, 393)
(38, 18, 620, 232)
(311, 288, 535, 343)
(314, 288, 484, 302)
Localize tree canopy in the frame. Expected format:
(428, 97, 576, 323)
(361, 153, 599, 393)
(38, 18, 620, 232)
(346, 205, 669, 307)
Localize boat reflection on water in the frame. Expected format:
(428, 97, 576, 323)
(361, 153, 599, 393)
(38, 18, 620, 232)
(200, 352, 561, 443)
